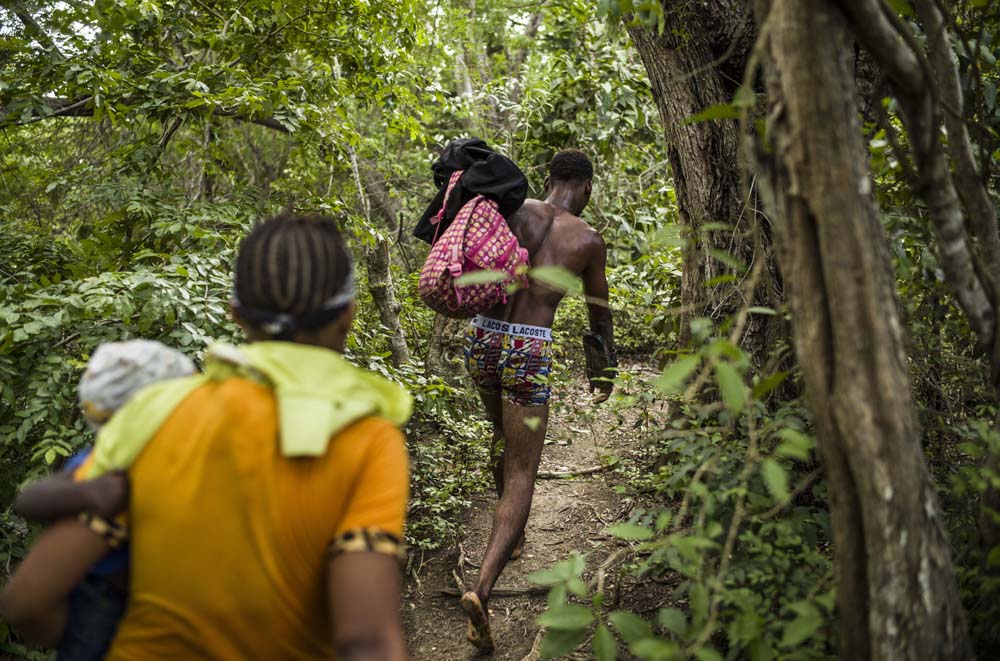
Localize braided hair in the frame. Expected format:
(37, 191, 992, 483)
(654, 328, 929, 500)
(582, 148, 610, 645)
(549, 149, 593, 184)
(233, 212, 355, 340)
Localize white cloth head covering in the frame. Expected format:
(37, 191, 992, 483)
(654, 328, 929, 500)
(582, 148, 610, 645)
(79, 340, 196, 426)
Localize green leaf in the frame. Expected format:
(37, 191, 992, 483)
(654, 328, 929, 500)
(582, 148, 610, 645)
(567, 577, 589, 597)
(705, 274, 737, 287)
(815, 588, 836, 612)
(728, 609, 764, 643)
(885, 0, 915, 17)
(762, 458, 790, 501)
(654, 355, 700, 394)
(629, 638, 679, 660)
(606, 523, 654, 541)
(684, 102, 739, 124)
(540, 627, 589, 658)
(455, 269, 509, 286)
(655, 511, 672, 532)
(695, 647, 724, 661)
(987, 544, 1000, 567)
(568, 553, 586, 577)
(593, 624, 617, 661)
(708, 249, 746, 272)
(609, 611, 652, 643)
(529, 562, 573, 586)
(706, 338, 743, 362)
(780, 602, 822, 647)
(523, 415, 542, 431)
(733, 85, 756, 108)
(537, 604, 595, 630)
(751, 371, 789, 399)
(543, 583, 565, 609)
(775, 429, 815, 461)
(530, 554, 585, 586)
(714, 362, 745, 414)
(657, 607, 686, 636)
(747, 306, 776, 315)
(690, 583, 709, 627)
(530, 266, 582, 294)
(750, 637, 775, 661)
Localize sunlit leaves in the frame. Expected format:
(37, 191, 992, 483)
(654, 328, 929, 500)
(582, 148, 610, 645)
(774, 429, 814, 461)
(608, 610, 653, 642)
(780, 602, 822, 648)
(529, 265, 582, 295)
(538, 604, 595, 630)
(605, 523, 654, 541)
(684, 102, 741, 124)
(540, 627, 589, 658)
(657, 607, 687, 637)
(454, 269, 508, 286)
(528, 553, 587, 586)
(761, 458, 790, 502)
(654, 355, 700, 394)
(593, 623, 617, 660)
(714, 361, 745, 414)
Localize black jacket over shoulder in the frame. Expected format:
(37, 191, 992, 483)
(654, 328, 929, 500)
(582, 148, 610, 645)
(413, 138, 528, 245)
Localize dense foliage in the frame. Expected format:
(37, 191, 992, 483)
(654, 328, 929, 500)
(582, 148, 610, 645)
(2, 0, 999, 659)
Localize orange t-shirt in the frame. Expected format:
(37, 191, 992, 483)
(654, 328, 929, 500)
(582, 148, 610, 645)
(105, 377, 409, 660)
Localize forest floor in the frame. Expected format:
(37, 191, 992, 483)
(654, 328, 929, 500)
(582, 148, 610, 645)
(403, 361, 673, 660)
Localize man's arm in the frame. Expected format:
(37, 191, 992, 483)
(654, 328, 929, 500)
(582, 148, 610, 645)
(328, 552, 406, 661)
(0, 518, 113, 646)
(581, 232, 616, 402)
(14, 470, 129, 523)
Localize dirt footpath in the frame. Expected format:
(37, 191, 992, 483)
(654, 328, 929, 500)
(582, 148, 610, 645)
(403, 365, 654, 660)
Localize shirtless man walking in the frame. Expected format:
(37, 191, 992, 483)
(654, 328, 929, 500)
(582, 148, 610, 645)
(460, 149, 616, 653)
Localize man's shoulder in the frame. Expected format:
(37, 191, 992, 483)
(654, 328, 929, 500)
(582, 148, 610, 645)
(555, 212, 604, 249)
(513, 198, 555, 222)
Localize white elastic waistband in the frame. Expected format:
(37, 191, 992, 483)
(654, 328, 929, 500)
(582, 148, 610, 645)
(472, 316, 553, 341)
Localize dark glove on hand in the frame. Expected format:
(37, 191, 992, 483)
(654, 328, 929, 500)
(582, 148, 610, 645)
(583, 333, 617, 400)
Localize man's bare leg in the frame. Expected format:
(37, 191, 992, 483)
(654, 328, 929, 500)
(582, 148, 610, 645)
(477, 389, 505, 497)
(478, 388, 526, 559)
(463, 402, 548, 653)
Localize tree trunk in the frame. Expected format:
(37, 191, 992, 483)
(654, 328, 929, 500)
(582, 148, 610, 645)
(349, 148, 412, 367)
(627, 3, 782, 365)
(363, 239, 411, 367)
(425, 313, 467, 380)
(748, 1, 971, 658)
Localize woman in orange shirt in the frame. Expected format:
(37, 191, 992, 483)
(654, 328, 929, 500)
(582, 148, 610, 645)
(2, 213, 412, 660)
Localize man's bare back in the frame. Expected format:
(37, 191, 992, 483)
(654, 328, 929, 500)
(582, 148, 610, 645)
(482, 199, 608, 330)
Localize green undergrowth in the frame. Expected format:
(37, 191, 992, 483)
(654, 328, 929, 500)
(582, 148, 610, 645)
(528, 323, 837, 661)
(529, 310, 1000, 659)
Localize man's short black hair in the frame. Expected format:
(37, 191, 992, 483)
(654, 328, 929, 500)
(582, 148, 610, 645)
(549, 149, 593, 183)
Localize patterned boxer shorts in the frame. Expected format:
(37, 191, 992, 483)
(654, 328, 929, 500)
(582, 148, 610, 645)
(463, 315, 554, 407)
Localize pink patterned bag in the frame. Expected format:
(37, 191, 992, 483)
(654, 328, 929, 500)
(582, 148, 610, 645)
(418, 170, 529, 318)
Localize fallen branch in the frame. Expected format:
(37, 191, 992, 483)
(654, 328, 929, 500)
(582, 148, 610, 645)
(538, 460, 619, 479)
(435, 586, 547, 598)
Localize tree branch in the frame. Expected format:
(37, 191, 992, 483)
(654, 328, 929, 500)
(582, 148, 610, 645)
(839, 0, 923, 93)
(9, 1, 64, 59)
(0, 98, 292, 134)
(213, 111, 291, 133)
(912, 0, 1000, 276)
(838, 0, 996, 355)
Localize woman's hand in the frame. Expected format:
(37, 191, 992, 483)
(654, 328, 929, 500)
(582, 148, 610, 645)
(82, 470, 130, 519)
